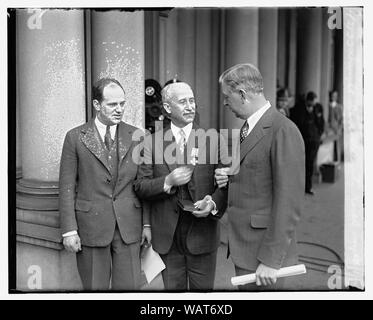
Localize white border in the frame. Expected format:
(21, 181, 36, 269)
(1, 0, 371, 300)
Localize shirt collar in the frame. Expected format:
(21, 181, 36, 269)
(94, 117, 117, 141)
(246, 101, 271, 133)
(170, 122, 193, 143)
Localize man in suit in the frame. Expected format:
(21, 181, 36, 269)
(59, 78, 150, 290)
(215, 64, 305, 290)
(134, 81, 227, 290)
(292, 91, 325, 195)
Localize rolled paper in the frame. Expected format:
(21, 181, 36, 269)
(231, 264, 307, 286)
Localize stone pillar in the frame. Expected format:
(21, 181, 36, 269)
(288, 10, 298, 99)
(223, 8, 259, 130)
(163, 9, 179, 85)
(16, 8, 86, 290)
(343, 7, 364, 290)
(259, 8, 278, 107)
(296, 8, 323, 99)
(195, 9, 216, 129)
(277, 9, 288, 89)
(177, 9, 196, 91)
(91, 10, 145, 129)
(320, 9, 334, 120)
(144, 11, 159, 80)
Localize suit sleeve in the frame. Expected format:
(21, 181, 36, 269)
(256, 123, 305, 269)
(134, 134, 176, 201)
(59, 131, 78, 235)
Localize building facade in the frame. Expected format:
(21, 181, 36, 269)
(12, 7, 354, 291)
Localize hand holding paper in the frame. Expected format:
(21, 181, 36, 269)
(231, 264, 306, 286)
(141, 245, 166, 284)
(192, 195, 213, 218)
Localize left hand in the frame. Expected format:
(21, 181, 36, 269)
(192, 196, 213, 218)
(255, 263, 278, 286)
(141, 227, 152, 247)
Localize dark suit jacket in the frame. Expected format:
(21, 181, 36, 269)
(292, 102, 325, 142)
(134, 124, 227, 255)
(227, 106, 305, 271)
(59, 119, 148, 247)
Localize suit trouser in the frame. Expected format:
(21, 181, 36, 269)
(305, 140, 320, 192)
(160, 242, 217, 291)
(76, 225, 141, 291)
(234, 265, 288, 291)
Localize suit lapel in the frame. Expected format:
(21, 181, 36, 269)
(80, 119, 110, 172)
(117, 121, 133, 168)
(186, 124, 201, 200)
(162, 126, 178, 173)
(239, 106, 275, 163)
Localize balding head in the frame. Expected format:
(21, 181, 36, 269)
(162, 82, 193, 104)
(161, 82, 195, 127)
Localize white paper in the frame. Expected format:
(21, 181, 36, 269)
(231, 264, 307, 286)
(141, 245, 166, 284)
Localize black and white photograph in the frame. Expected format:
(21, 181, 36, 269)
(4, 0, 370, 302)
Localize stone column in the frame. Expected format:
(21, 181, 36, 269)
(259, 8, 278, 107)
(177, 9, 196, 91)
(288, 10, 298, 99)
(16, 8, 86, 290)
(164, 9, 179, 85)
(343, 7, 364, 290)
(277, 9, 288, 89)
(223, 8, 259, 130)
(91, 10, 145, 129)
(320, 9, 334, 120)
(296, 8, 323, 98)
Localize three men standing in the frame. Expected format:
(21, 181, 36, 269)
(60, 66, 305, 291)
(59, 78, 150, 290)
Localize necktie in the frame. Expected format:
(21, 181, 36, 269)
(104, 125, 114, 150)
(240, 121, 250, 144)
(179, 129, 186, 154)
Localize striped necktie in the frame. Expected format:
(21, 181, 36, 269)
(179, 129, 186, 154)
(240, 121, 250, 144)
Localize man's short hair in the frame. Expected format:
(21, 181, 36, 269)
(92, 78, 125, 103)
(219, 63, 264, 95)
(306, 91, 317, 101)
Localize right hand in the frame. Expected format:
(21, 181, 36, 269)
(63, 234, 82, 253)
(215, 168, 229, 189)
(165, 166, 193, 187)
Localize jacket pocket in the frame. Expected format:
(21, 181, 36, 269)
(75, 199, 91, 212)
(250, 214, 270, 229)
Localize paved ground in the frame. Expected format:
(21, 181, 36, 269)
(143, 164, 345, 291)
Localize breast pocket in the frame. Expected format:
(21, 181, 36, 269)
(250, 214, 270, 229)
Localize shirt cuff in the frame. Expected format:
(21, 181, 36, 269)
(63, 230, 78, 237)
(206, 196, 218, 216)
(164, 181, 173, 194)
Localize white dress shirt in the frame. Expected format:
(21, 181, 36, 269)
(95, 117, 117, 143)
(244, 101, 272, 135)
(171, 122, 193, 144)
(62, 118, 118, 238)
(164, 122, 217, 215)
